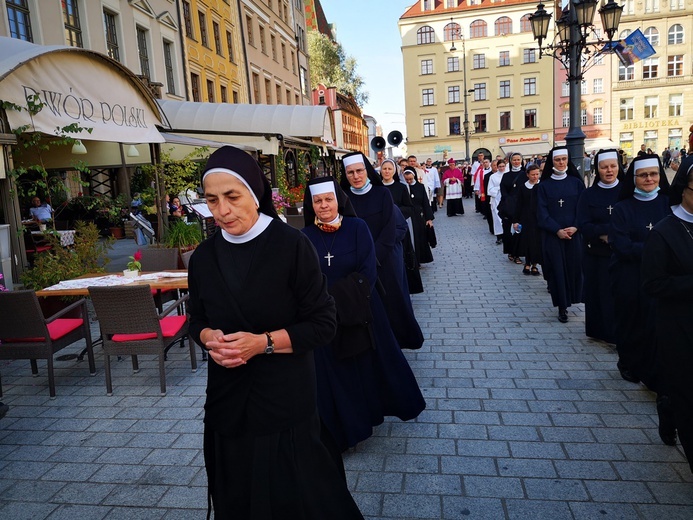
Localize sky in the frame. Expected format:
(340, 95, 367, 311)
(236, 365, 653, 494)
(320, 1, 416, 141)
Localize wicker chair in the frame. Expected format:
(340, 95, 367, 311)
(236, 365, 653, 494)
(0, 291, 96, 398)
(140, 247, 180, 312)
(88, 285, 197, 396)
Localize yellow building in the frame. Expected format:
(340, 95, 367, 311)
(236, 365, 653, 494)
(179, 0, 248, 103)
(611, 1, 692, 158)
(399, 0, 555, 161)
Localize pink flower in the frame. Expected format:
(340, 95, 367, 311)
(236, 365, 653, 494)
(133, 250, 142, 262)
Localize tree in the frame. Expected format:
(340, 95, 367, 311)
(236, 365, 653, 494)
(307, 31, 369, 107)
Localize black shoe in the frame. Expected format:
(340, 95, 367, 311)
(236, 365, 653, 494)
(495, 238, 502, 244)
(656, 395, 677, 446)
(558, 309, 568, 323)
(0, 402, 8, 420)
(619, 368, 640, 384)
(523, 265, 531, 275)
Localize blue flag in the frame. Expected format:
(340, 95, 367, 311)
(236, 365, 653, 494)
(612, 28, 656, 67)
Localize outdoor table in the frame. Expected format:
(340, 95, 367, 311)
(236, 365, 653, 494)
(32, 229, 76, 247)
(36, 270, 189, 297)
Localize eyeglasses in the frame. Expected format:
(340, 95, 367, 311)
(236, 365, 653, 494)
(346, 168, 367, 177)
(634, 172, 660, 179)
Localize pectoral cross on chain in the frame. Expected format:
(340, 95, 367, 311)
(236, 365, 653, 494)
(558, 199, 565, 208)
(646, 222, 654, 231)
(607, 205, 613, 215)
(324, 252, 334, 267)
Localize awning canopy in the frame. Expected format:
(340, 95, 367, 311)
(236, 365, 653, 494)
(584, 138, 618, 153)
(0, 37, 167, 143)
(500, 142, 552, 157)
(157, 100, 335, 147)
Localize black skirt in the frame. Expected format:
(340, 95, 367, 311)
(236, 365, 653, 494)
(204, 412, 363, 520)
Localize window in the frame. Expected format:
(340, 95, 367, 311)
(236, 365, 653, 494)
(259, 26, 266, 54)
(593, 78, 603, 93)
(271, 34, 277, 61)
(281, 43, 287, 68)
(7, 0, 33, 41)
(446, 0, 457, 7)
(213, 22, 223, 55)
(594, 53, 604, 65)
(593, 107, 603, 125)
(619, 29, 631, 40)
(421, 59, 433, 75)
(286, 89, 291, 104)
(668, 55, 683, 76)
(499, 51, 510, 66)
(227, 30, 235, 62)
(252, 73, 260, 103)
(470, 20, 487, 38)
(474, 114, 487, 133)
(444, 22, 461, 41)
(198, 11, 208, 47)
(417, 26, 435, 45)
(265, 78, 272, 104)
(276, 84, 282, 104)
(191, 73, 201, 102)
(581, 109, 588, 126)
(423, 0, 432, 9)
(422, 88, 434, 106)
(581, 80, 587, 95)
(447, 57, 459, 72)
(644, 0, 659, 13)
(619, 64, 634, 81)
(473, 83, 486, 101)
(207, 79, 215, 102)
(104, 10, 119, 61)
(448, 86, 460, 103)
(524, 109, 537, 128)
(520, 14, 532, 33)
(620, 98, 634, 120)
(423, 119, 436, 137)
(136, 27, 150, 80)
(63, 0, 82, 47)
(643, 58, 658, 79)
(523, 48, 536, 63)
(220, 85, 228, 103)
(670, 0, 684, 10)
(562, 81, 569, 97)
(233, 90, 239, 104)
(500, 111, 511, 131)
(163, 40, 176, 94)
(644, 27, 659, 46)
(291, 51, 296, 73)
(494, 16, 512, 36)
(562, 110, 570, 127)
(499, 80, 510, 98)
(183, 1, 193, 38)
(449, 116, 461, 135)
(644, 96, 658, 118)
(300, 66, 309, 95)
(473, 54, 486, 69)
(668, 25, 683, 45)
(669, 94, 682, 116)
(523, 78, 536, 96)
(246, 16, 254, 46)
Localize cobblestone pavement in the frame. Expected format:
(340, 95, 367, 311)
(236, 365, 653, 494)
(1, 197, 692, 519)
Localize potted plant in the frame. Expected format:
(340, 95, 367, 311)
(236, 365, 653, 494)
(161, 220, 203, 267)
(285, 185, 305, 215)
(103, 195, 127, 239)
(124, 250, 142, 278)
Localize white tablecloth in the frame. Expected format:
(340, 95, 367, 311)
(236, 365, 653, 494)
(32, 229, 76, 247)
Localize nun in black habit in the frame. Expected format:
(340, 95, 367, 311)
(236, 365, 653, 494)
(402, 166, 435, 264)
(642, 155, 693, 464)
(187, 146, 362, 519)
(380, 159, 424, 294)
(340, 152, 425, 350)
(609, 153, 671, 388)
(576, 149, 623, 344)
(535, 146, 585, 322)
(301, 177, 425, 463)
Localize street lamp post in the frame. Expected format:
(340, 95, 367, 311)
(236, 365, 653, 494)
(450, 25, 471, 163)
(529, 0, 623, 172)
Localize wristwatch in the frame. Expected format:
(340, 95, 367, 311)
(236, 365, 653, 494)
(264, 331, 274, 354)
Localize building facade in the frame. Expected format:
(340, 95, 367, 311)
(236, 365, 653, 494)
(611, 0, 692, 158)
(313, 83, 368, 155)
(239, 0, 311, 105)
(399, 0, 555, 162)
(179, 0, 249, 104)
(0, 0, 187, 101)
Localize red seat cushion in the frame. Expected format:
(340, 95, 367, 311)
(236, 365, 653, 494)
(111, 315, 187, 342)
(151, 288, 175, 296)
(1, 318, 84, 342)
